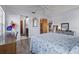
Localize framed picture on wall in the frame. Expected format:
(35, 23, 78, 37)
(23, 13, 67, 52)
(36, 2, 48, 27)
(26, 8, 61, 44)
(33, 17, 38, 27)
(61, 23, 69, 31)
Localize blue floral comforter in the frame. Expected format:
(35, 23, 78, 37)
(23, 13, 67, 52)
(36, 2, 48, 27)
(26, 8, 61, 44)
(31, 33, 79, 54)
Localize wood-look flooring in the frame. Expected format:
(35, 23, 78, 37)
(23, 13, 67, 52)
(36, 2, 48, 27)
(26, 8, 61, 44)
(16, 39, 31, 54)
(0, 35, 31, 54)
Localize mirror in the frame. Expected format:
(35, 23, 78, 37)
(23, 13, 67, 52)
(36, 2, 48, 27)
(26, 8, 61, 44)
(61, 23, 69, 31)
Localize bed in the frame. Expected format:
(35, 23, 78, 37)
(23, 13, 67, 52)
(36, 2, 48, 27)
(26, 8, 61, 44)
(31, 32, 79, 54)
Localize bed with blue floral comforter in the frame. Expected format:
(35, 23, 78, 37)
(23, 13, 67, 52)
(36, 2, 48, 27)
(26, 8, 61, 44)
(31, 32, 79, 54)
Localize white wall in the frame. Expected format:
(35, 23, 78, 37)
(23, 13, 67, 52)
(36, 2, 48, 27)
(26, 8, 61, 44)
(5, 6, 79, 37)
(29, 14, 49, 37)
(29, 17, 40, 37)
(6, 14, 20, 40)
(5, 6, 49, 38)
(6, 15, 48, 38)
(52, 7, 79, 36)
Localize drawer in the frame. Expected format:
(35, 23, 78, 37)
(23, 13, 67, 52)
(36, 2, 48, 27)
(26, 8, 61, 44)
(4, 42, 16, 54)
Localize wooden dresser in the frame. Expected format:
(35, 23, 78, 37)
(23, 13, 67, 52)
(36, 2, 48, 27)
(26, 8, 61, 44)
(0, 34, 30, 54)
(0, 33, 16, 54)
(0, 42, 16, 54)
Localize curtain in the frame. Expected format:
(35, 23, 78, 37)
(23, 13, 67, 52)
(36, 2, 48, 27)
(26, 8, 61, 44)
(0, 6, 5, 44)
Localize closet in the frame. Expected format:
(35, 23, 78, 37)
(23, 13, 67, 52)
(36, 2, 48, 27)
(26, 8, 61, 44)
(40, 18, 49, 33)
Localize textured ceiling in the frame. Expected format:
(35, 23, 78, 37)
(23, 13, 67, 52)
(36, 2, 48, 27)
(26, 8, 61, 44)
(40, 5, 79, 16)
(3, 5, 79, 16)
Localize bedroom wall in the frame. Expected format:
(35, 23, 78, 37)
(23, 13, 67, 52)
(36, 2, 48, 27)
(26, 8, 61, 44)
(52, 7, 79, 36)
(5, 6, 49, 38)
(28, 13, 49, 37)
(4, 5, 79, 37)
(5, 14, 48, 38)
(5, 14, 20, 40)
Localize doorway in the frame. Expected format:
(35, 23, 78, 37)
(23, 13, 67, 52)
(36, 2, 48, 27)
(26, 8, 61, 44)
(20, 20, 23, 36)
(20, 16, 29, 38)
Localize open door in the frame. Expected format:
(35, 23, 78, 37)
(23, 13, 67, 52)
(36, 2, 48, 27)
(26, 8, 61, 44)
(20, 20, 23, 36)
(20, 16, 29, 37)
